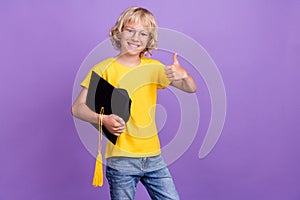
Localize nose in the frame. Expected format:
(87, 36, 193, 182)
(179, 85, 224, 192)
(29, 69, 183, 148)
(132, 31, 139, 41)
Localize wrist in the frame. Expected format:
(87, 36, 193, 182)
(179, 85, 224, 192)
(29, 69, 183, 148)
(95, 113, 105, 125)
(182, 72, 189, 80)
(101, 114, 107, 126)
(95, 113, 100, 124)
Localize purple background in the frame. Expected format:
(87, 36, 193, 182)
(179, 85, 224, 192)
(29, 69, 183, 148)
(1, 1, 300, 200)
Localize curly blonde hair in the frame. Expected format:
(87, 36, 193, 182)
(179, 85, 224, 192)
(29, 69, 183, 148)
(109, 6, 158, 57)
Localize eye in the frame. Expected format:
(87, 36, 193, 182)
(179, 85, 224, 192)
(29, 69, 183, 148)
(126, 28, 134, 33)
(141, 32, 148, 37)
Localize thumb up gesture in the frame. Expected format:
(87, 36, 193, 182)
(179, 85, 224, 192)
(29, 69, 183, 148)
(165, 53, 188, 81)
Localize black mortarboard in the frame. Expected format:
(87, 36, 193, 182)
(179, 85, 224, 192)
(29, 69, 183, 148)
(86, 71, 131, 144)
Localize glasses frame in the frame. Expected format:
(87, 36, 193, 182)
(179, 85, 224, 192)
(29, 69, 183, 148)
(122, 26, 150, 41)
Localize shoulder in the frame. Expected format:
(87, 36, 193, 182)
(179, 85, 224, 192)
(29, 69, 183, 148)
(93, 57, 115, 69)
(91, 57, 115, 75)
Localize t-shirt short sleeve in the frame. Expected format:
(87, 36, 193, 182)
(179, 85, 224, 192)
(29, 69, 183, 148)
(154, 60, 171, 89)
(80, 70, 93, 88)
(80, 59, 111, 88)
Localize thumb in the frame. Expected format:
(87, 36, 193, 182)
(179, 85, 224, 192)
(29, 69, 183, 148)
(173, 53, 179, 65)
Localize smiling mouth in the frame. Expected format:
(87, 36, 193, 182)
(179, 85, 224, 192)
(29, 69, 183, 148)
(127, 42, 141, 48)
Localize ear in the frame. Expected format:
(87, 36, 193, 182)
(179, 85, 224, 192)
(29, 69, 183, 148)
(116, 31, 121, 40)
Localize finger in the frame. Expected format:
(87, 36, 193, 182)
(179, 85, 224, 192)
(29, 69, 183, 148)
(168, 76, 175, 81)
(112, 123, 125, 130)
(112, 124, 124, 129)
(111, 128, 123, 135)
(173, 53, 179, 65)
(165, 65, 171, 71)
(165, 70, 173, 76)
(166, 73, 173, 79)
(117, 124, 125, 130)
(165, 65, 174, 73)
(113, 132, 121, 136)
(170, 71, 177, 77)
(114, 115, 125, 125)
(107, 128, 120, 136)
(113, 128, 123, 134)
(115, 127, 125, 134)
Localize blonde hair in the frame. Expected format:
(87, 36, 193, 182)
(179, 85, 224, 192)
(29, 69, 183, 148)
(110, 6, 158, 57)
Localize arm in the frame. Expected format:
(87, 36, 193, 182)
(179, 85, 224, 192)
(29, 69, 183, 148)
(165, 53, 196, 93)
(169, 74, 196, 93)
(71, 87, 125, 136)
(71, 88, 98, 124)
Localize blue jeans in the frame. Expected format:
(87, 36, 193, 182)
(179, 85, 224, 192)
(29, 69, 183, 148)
(106, 155, 180, 200)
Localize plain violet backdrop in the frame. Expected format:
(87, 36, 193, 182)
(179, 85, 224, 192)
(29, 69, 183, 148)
(1, 1, 300, 200)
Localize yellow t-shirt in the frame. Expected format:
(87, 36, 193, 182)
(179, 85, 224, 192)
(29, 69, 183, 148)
(80, 57, 171, 158)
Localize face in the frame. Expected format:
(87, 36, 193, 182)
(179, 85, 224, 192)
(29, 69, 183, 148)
(119, 21, 150, 56)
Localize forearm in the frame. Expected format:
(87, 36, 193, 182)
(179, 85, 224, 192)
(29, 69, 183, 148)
(171, 74, 196, 93)
(71, 103, 125, 136)
(71, 103, 99, 124)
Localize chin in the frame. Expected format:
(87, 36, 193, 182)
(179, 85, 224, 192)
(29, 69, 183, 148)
(123, 49, 143, 56)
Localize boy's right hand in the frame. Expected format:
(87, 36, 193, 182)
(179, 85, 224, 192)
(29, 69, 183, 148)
(102, 114, 125, 136)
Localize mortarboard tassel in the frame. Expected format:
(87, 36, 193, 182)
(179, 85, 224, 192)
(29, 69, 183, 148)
(92, 107, 104, 187)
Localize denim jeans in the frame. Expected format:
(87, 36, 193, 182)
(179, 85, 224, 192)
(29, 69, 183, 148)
(106, 155, 180, 200)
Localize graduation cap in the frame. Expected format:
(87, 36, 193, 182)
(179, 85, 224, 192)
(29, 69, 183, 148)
(86, 71, 132, 145)
(86, 71, 131, 187)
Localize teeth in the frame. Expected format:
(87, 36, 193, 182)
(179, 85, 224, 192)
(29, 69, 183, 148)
(128, 43, 140, 48)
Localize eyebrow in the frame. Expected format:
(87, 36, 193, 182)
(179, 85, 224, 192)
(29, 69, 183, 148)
(124, 25, 149, 32)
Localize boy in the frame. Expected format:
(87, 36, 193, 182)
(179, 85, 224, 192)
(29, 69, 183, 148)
(72, 6, 196, 200)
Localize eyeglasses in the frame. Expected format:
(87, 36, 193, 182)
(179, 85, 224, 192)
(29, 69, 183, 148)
(122, 27, 150, 40)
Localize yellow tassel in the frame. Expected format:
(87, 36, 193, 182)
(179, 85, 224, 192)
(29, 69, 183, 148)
(92, 107, 104, 187)
(92, 152, 103, 187)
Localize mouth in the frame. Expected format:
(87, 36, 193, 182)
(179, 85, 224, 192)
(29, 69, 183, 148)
(127, 42, 141, 49)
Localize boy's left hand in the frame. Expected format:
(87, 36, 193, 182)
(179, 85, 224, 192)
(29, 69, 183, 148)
(165, 53, 188, 81)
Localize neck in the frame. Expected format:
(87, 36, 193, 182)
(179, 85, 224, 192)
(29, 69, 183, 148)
(116, 53, 142, 67)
